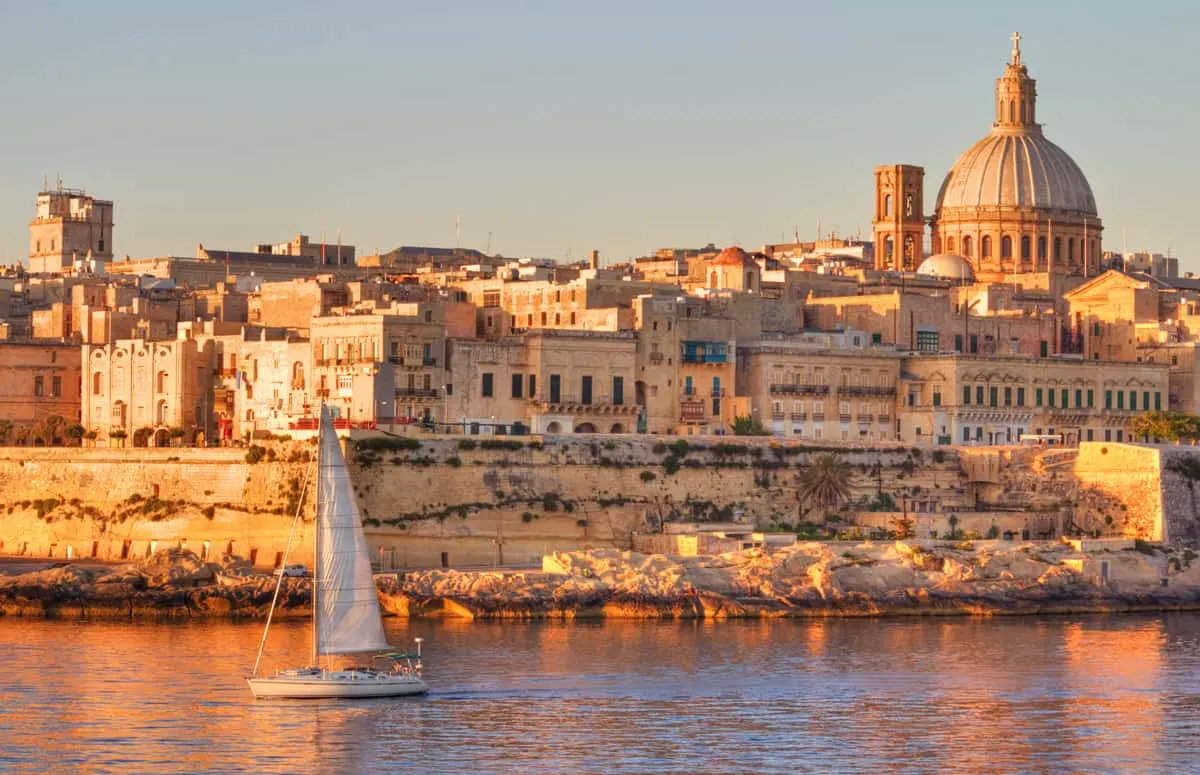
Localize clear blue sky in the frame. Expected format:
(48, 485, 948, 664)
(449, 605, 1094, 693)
(1, 0, 1197, 267)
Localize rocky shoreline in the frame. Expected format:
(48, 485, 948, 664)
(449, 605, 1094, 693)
(4, 542, 1200, 621)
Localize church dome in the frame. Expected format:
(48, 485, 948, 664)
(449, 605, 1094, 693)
(711, 246, 753, 266)
(935, 130, 1097, 216)
(917, 253, 975, 282)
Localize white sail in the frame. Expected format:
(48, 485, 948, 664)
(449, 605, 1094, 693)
(315, 410, 392, 655)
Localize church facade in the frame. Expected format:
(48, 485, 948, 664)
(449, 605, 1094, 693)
(875, 33, 1103, 281)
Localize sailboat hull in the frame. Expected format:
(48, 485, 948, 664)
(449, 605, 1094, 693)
(247, 671, 429, 699)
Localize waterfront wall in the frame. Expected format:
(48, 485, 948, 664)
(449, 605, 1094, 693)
(0, 437, 1190, 570)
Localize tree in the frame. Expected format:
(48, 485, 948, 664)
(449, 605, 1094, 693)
(890, 514, 915, 539)
(796, 453, 853, 519)
(65, 424, 86, 446)
(730, 415, 770, 436)
(1131, 411, 1200, 442)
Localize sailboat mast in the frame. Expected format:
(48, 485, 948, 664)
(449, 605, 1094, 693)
(312, 412, 322, 668)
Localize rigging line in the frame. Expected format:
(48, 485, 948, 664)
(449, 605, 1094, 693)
(250, 454, 315, 678)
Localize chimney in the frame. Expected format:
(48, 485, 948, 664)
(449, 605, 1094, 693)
(590, 249, 600, 270)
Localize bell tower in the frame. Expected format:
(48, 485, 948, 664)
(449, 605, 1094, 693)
(872, 164, 925, 271)
(994, 31, 1040, 134)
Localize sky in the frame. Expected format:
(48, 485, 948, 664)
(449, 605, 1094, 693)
(1, 0, 1197, 268)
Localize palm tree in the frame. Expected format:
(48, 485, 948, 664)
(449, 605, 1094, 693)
(796, 454, 853, 519)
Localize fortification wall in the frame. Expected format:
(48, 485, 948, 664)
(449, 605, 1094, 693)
(1072, 443, 1164, 541)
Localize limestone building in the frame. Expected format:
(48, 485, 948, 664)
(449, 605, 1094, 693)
(27, 186, 114, 274)
(0, 341, 82, 433)
(874, 34, 1103, 282)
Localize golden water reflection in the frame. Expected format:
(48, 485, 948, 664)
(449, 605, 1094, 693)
(1, 615, 1199, 773)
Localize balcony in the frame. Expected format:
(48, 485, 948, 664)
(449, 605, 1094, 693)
(317, 388, 330, 398)
(772, 412, 785, 421)
(858, 414, 874, 422)
(812, 413, 825, 422)
(838, 385, 896, 396)
(682, 387, 699, 397)
(711, 388, 727, 398)
(648, 352, 665, 365)
(769, 383, 831, 396)
(681, 341, 729, 365)
(839, 414, 852, 422)
(790, 412, 806, 421)
(396, 388, 439, 399)
(879, 413, 892, 422)
(680, 400, 706, 422)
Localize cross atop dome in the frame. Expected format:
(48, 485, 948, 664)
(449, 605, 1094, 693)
(1010, 31, 1022, 65)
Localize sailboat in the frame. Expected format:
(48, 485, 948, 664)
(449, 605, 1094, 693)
(247, 406, 429, 699)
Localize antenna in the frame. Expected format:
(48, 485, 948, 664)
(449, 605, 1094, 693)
(455, 214, 461, 250)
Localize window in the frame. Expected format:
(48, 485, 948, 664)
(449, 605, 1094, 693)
(932, 387, 942, 407)
(1017, 387, 1025, 406)
(1001, 235, 1012, 258)
(963, 426, 971, 442)
(1020, 236, 1031, 260)
(1087, 429, 1094, 441)
(34, 376, 44, 397)
(1128, 390, 1136, 410)
(970, 334, 978, 354)
(156, 371, 167, 393)
(423, 343, 433, 365)
(1155, 392, 1162, 411)
(1143, 391, 1150, 411)
(1105, 390, 1112, 409)
(98, 237, 105, 253)
(962, 385, 971, 405)
(528, 374, 537, 398)
(1035, 388, 1043, 407)
(1048, 388, 1055, 407)
(963, 235, 973, 257)
(1093, 322, 1101, 337)
(947, 236, 956, 253)
(954, 334, 963, 352)
(481, 373, 494, 398)
(1004, 387, 1012, 406)
(1061, 389, 1068, 408)
(613, 376, 624, 406)
(884, 194, 892, 217)
(1040, 340, 1048, 358)
(976, 426, 983, 441)
(92, 372, 103, 396)
(511, 374, 523, 399)
(1105, 429, 1112, 442)
(581, 376, 593, 405)
(336, 374, 352, 392)
(916, 330, 938, 353)
(1087, 389, 1094, 408)
(975, 385, 984, 404)
(981, 236, 992, 258)
(1116, 391, 1124, 410)
(550, 374, 561, 403)
(1037, 236, 1047, 261)
(51, 376, 61, 397)
(1116, 429, 1124, 442)
(712, 376, 721, 397)
(989, 386, 998, 407)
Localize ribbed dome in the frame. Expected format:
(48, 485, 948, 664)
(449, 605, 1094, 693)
(935, 129, 1097, 216)
(711, 246, 753, 266)
(917, 253, 975, 282)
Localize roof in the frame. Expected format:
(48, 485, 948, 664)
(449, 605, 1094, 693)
(710, 246, 754, 267)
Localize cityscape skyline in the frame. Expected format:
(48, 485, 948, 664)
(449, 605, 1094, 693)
(1, 1, 1197, 267)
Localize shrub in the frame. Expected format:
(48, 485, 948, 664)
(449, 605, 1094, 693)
(669, 439, 689, 457)
(202, 505, 216, 520)
(521, 511, 535, 523)
(640, 470, 657, 482)
(663, 456, 681, 476)
(480, 439, 524, 451)
(446, 456, 462, 468)
(541, 493, 560, 512)
(527, 441, 544, 451)
(652, 442, 668, 455)
(932, 450, 946, 464)
(355, 436, 421, 452)
(245, 445, 267, 464)
(457, 439, 478, 451)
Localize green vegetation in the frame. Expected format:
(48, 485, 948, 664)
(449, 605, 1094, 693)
(355, 436, 421, 452)
(1132, 411, 1200, 442)
(244, 445, 267, 464)
(796, 454, 853, 516)
(639, 470, 657, 482)
(730, 415, 770, 436)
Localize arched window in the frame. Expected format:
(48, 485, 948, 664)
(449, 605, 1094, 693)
(1019, 101, 1026, 122)
(744, 270, 754, 291)
(981, 236, 993, 258)
(1020, 235, 1031, 260)
(903, 235, 915, 265)
(963, 236, 973, 257)
(1054, 237, 1062, 262)
(904, 194, 914, 217)
(709, 271, 718, 289)
(1009, 101, 1015, 122)
(92, 372, 103, 396)
(884, 235, 894, 260)
(884, 195, 892, 217)
(946, 236, 956, 253)
(291, 361, 305, 390)
(1001, 235, 1012, 258)
(1037, 236, 1047, 261)
(155, 400, 168, 426)
(1068, 238, 1076, 263)
(156, 371, 167, 393)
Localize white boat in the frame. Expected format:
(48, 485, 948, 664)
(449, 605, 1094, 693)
(247, 407, 429, 699)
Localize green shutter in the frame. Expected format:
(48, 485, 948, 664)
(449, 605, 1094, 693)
(963, 385, 970, 405)
(1036, 388, 1043, 407)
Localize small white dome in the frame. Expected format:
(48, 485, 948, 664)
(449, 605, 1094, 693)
(917, 253, 975, 282)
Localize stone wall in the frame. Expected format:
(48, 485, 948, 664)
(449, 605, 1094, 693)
(1072, 443, 1164, 541)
